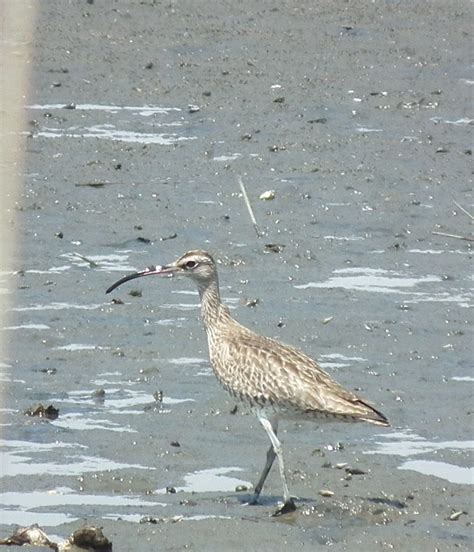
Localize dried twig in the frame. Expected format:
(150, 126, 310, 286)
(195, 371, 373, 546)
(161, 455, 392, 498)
(453, 200, 474, 221)
(238, 175, 261, 238)
(432, 231, 474, 242)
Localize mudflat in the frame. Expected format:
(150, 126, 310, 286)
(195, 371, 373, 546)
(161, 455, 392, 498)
(1, 1, 472, 550)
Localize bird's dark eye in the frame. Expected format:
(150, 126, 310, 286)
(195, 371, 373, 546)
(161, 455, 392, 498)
(186, 260, 197, 268)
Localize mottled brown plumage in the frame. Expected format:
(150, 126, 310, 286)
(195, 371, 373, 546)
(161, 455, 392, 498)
(107, 249, 389, 515)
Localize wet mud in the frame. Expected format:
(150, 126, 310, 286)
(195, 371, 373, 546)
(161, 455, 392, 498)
(1, 1, 472, 550)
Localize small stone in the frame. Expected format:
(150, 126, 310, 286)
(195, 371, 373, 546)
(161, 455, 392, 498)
(24, 404, 59, 420)
(69, 526, 112, 551)
(140, 516, 157, 524)
(345, 467, 366, 475)
(259, 190, 276, 200)
(92, 388, 105, 399)
(38, 368, 57, 375)
(265, 243, 285, 253)
(319, 489, 334, 497)
(160, 232, 178, 241)
(0, 525, 56, 548)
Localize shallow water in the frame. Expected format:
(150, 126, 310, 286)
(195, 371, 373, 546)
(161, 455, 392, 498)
(296, 267, 472, 307)
(0, 487, 164, 527)
(366, 431, 474, 485)
(27, 103, 195, 145)
(156, 467, 251, 494)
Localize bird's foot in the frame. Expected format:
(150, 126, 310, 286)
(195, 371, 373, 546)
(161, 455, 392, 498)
(245, 490, 260, 506)
(272, 498, 297, 516)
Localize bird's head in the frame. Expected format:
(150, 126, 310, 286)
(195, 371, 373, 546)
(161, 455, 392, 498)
(106, 249, 217, 294)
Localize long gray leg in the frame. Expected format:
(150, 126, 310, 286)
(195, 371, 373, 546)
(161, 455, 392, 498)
(254, 413, 296, 515)
(249, 419, 277, 504)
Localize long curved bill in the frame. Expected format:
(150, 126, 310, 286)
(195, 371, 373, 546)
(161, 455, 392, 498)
(106, 264, 175, 294)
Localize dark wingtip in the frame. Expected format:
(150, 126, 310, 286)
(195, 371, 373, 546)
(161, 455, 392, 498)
(356, 399, 390, 427)
(368, 408, 390, 427)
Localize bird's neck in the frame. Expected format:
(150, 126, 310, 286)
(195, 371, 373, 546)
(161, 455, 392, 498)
(198, 278, 226, 331)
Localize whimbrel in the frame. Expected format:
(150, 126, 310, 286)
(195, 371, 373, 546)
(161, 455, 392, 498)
(106, 250, 389, 515)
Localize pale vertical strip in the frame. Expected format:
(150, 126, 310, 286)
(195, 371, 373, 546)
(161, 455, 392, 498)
(0, 1, 37, 425)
